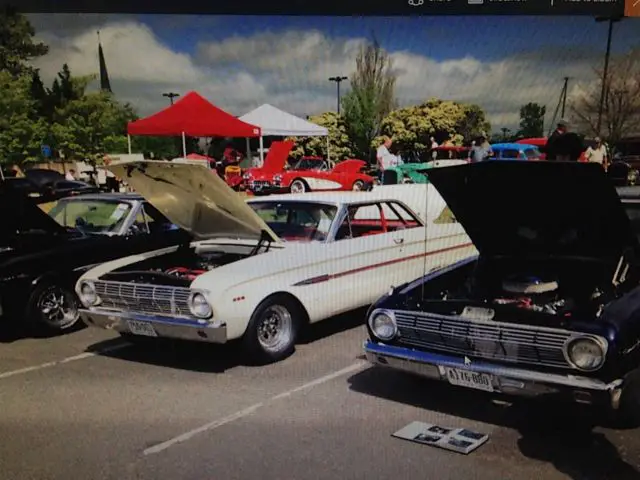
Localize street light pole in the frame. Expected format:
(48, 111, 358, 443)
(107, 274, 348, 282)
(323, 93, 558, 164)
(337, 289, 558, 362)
(328, 76, 348, 115)
(595, 16, 622, 137)
(162, 92, 180, 105)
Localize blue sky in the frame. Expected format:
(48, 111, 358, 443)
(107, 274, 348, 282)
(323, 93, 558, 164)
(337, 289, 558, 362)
(29, 14, 640, 132)
(140, 15, 640, 61)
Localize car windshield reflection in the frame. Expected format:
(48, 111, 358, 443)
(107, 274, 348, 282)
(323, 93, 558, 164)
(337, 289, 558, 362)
(248, 201, 338, 242)
(48, 199, 132, 235)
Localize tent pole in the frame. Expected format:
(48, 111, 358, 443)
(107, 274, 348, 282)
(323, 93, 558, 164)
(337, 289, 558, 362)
(127, 134, 132, 154)
(245, 137, 251, 165)
(259, 136, 264, 165)
(182, 132, 187, 157)
(326, 136, 330, 161)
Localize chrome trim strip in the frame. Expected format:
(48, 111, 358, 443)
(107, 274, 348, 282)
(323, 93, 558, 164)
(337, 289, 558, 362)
(364, 340, 622, 392)
(80, 309, 227, 344)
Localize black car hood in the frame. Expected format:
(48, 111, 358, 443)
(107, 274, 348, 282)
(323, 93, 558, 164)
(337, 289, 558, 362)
(426, 161, 637, 259)
(0, 185, 68, 241)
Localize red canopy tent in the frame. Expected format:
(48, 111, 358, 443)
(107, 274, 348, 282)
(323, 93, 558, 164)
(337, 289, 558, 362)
(126, 91, 261, 156)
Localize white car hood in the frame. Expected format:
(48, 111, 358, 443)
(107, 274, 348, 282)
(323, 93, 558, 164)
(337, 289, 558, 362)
(108, 160, 280, 242)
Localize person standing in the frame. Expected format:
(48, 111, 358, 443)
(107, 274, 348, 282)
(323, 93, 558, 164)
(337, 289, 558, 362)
(584, 137, 609, 170)
(469, 134, 493, 163)
(545, 119, 569, 161)
(430, 137, 439, 160)
(65, 169, 76, 181)
(376, 137, 400, 183)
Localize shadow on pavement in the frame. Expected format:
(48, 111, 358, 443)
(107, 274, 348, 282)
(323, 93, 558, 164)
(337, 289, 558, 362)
(0, 318, 87, 344)
(298, 307, 368, 345)
(86, 336, 246, 373)
(84, 307, 368, 373)
(347, 367, 640, 480)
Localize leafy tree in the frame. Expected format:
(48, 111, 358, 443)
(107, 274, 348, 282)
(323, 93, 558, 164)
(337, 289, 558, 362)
(373, 98, 486, 155)
(288, 111, 355, 160)
(518, 102, 546, 138)
(341, 37, 397, 161)
(455, 104, 492, 143)
(0, 70, 48, 165)
(570, 50, 640, 143)
(0, 7, 48, 77)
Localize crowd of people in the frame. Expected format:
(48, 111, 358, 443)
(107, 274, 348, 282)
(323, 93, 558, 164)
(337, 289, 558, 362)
(375, 119, 610, 181)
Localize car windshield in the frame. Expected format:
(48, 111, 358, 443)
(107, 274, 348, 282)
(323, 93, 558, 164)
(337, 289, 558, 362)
(524, 148, 541, 159)
(48, 199, 132, 235)
(293, 158, 326, 170)
(624, 203, 640, 244)
(248, 201, 338, 242)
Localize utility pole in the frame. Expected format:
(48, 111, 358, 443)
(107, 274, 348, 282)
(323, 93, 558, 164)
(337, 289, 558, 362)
(163, 92, 180, 105)
(561, 77, 569, 119)
(328, 76, 348, 115)
(595, 16, 622, 137)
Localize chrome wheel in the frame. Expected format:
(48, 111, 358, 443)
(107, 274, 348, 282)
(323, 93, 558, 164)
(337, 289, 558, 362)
(256, 305, 293, 353)
(290, 180, 307, 193)
(36, 286, 79, 330)
(352, 180, 365, 191)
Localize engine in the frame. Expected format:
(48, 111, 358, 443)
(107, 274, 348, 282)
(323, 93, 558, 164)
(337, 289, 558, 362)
(162, 263, 216, 281)
(492, 274, 572, 316)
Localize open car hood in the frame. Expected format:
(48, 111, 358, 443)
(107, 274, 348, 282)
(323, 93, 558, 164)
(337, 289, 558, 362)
(426, 161, 637, 259)
(0, 184, 68, 241)
(108, 161, 281, 242)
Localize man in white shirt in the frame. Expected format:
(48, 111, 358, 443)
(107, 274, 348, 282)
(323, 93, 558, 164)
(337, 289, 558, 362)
(376, 137, 399, 171)
(584, 137, 609, 170)
(65, 169, 76, 181)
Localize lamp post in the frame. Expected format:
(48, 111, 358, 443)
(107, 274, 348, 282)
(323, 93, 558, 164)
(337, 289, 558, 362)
(162, 92, 180, 105)
(595, 16, 622, 137)
(328, 76, 348, 115)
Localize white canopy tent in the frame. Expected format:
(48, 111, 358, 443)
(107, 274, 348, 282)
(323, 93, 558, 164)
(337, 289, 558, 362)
(239, 104, 329, 164)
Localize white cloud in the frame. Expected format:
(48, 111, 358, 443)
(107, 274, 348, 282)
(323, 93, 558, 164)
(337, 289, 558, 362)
(28, 15, 605, 132)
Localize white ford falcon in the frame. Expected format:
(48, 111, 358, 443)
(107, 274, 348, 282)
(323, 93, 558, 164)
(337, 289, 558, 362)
(76, 160, 476, 364)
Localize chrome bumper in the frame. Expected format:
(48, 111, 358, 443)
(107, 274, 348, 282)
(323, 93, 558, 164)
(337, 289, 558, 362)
(80, 309, 227, 344)
(364, 340, 624, 408)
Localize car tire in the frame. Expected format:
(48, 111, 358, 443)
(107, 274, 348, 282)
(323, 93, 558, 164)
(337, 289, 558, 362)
(25, 282, 82, 335)
(242, 294, 302, 365)
(613, 369, 640, 428)
(352, 180, 365, 191)
(289, 179, 308, 193)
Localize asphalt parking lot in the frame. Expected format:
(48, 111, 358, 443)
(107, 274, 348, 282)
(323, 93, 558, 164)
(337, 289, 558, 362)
(2, 313, 640, 480)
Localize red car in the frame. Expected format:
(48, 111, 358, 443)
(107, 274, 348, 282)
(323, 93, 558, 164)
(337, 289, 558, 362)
(243, 141, 374, 194)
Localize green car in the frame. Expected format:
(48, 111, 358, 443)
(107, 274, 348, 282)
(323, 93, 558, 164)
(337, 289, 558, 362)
(381, 146, 470, 185)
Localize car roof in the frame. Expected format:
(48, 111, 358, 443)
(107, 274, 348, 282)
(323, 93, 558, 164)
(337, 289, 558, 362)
(58, 192, 144, 202)
(617, 186, 640, 200)
(246, 191, 371, 206)
(492, 143, 538, 150)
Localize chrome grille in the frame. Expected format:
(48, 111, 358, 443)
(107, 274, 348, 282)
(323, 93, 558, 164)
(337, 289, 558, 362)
(93, 280, 194, 318)
(250, 180, 272, 188)
(393, 310, 574, 369)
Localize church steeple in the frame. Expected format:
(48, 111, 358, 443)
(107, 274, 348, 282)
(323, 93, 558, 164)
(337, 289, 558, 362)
(97, 31, 112, 93)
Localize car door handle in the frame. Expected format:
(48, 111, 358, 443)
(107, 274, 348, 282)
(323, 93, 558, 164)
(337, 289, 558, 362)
(393, 238, 404, 245)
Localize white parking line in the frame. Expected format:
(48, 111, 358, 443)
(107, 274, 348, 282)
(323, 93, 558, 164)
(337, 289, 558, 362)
(143, 360, 368, 456)
(0, 343, 130, 380)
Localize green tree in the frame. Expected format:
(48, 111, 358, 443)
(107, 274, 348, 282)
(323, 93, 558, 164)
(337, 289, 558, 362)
(341, 37, 397, 162)
(287, 112, 355, 161)
(518, 102, 546, 138)
(0, 7, 48, 77)
(456, 104, 492, 142)
(374, 98, 484, 155)
(0, 70, 48, 165)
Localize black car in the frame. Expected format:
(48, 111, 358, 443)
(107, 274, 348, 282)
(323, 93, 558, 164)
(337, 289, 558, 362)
(364, 161, 640, 426)
(0, 187, 189, 335)
(3, 174, 100, 203)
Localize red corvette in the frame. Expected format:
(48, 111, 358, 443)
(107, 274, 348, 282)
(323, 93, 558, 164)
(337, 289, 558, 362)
(243, 140, 375, 195)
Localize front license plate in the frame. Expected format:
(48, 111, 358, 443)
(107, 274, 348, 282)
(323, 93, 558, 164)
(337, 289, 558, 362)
(127, 320, 158, 337)
(445, 368, 494, 392)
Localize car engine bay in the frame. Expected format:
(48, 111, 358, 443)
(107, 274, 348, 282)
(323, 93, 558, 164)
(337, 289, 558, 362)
(430, 254, 638, 320)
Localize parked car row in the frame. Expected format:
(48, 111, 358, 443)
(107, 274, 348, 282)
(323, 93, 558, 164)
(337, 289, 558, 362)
(4, 159, 640, 428)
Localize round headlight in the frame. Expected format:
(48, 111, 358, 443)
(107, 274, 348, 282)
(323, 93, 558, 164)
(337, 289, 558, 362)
(188, 292, 212, 319)
(368, 310, 398, 341)
(79, 281, 99, 307)
(566, 336, 606, 371)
